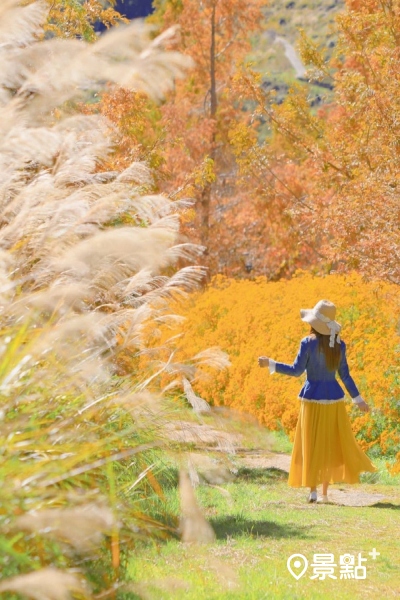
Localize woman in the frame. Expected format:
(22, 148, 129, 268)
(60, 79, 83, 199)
(258, 299, 377, 503)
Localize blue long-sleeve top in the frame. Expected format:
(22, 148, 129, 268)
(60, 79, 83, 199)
(272, 336, 361, 402)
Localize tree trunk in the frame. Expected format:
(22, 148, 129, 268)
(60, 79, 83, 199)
(200, 2, 217, 252)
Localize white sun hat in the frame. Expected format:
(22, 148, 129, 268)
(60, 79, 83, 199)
(300, 299, 342, 348)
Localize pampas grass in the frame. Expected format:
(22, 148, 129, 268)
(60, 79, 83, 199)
(183, 377, 211, 413)
(0, 1, 220, 595)
(0, 568, 88, 600)
(0, 3, 240, 595)
(15, 504, 115, 553)
(178, 469, 216, 544)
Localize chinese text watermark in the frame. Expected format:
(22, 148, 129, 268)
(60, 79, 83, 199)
(287, 549, 380, 580)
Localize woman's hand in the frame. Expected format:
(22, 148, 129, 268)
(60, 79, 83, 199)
(358, 400, 370, 413)
(258, 356, 270, 368)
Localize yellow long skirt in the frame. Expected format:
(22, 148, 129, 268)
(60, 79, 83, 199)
(288, 399, 377, 488)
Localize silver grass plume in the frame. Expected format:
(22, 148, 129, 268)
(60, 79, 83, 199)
(183, 377, 211, 414)
(15, 504, 115, 553)
(0, 0, 207, 594)
(0, 0, 201, 385)
(178, 468, 216, 544)
(0, 568, 88, 600)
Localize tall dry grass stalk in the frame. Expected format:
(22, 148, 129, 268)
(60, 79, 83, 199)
(178, 469, 216, 544)
(0, 1, 228, 595)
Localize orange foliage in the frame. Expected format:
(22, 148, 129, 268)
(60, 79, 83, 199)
(82, 87, 165, 176)
(45, 0, 126, 41)
(75, 0, 271, 276)
(147, 0, 267, 262)
(148, 0, 264, 184)
(234, 0, 400, 283)
(142, 271, 400, 470)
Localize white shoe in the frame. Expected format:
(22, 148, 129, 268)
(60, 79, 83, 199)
(317, 495, 329, 504)
(308, 491, 317, 503)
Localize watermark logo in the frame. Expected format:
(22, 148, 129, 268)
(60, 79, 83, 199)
(287, 554, 308, 580)
(287, 549, 380, 580)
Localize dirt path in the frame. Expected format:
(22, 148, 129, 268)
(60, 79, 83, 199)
(164, 419, 394, 508)
(239, 450, 391, 507)
(274, 35, 307, 78)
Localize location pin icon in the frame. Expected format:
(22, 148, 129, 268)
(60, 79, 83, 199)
(287, 554, 308, 580)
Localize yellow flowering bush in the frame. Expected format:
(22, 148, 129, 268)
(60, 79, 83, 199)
(146, 271, 400, 470)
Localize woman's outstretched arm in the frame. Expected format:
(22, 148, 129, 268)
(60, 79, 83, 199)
(259, 337, 310, 377)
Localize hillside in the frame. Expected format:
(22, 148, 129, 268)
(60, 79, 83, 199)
(249, 0, 346, 105)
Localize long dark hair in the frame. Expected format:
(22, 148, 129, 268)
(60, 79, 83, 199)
(310, 327, 342, 371)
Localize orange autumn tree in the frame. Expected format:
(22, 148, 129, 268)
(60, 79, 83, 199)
(81, 86, 167, 176)
(147, 0, 266, 265)
(227, 65, 334, 279)
(233, 0, 400, 284)
(64, 0, 311, 277)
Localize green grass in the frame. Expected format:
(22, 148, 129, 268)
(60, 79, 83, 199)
(360, 456, 400, 486)
(246, 0, 346, 108)
(127, 456, 400, 599)
(260, 0, 345, 49)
